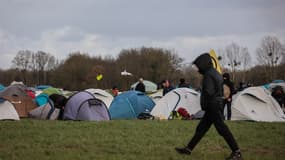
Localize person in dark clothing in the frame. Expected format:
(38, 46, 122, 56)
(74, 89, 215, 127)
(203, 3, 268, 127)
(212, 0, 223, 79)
(223, 73, 235, 120)
(135, 78, 146, 93)
(175, 53, 242, 160)
(49, 94, 67, 120)
(178, 78, 189, 88)
(161, 79, 174, 96)
(271, 86, 285, 112)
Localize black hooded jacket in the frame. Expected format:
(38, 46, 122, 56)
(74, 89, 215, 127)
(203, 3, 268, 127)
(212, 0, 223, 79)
(193, 53, 224, 111)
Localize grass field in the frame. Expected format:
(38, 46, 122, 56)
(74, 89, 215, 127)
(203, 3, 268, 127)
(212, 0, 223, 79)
(0, 120, 284, 160)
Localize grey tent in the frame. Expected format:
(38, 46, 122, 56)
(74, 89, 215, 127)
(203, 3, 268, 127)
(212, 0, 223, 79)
(28, 100, 60, 120)
(63, 91, 110, 121)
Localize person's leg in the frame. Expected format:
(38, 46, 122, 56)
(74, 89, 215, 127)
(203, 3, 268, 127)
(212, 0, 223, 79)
(227, 101, 232, 120)
(186, 113, 212, 150)
(213, 112, 239, 152)
(175, 114, 212, 155)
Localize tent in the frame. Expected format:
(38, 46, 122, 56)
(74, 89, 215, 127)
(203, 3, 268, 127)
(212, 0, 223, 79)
(131, 80, 158, 93)
(149, 89, 163, 104)
(231, 87, 285, 122)
(63, 91, 110, 121)
(85, 88, 114, 108)
(0, 85, 37, 117)
(0, 84, 5, 92)
(0, 84, 27, 97)
(109, 91, 155, 119)
(151, 88, 201, 119)
(266, 82, 285, 92)
(36, 85, 52, 90)
(0, 99, 20, 120)
(35, 94, 49, 106)
(42, 87, 61, 96)
(28, 100, 60, 120)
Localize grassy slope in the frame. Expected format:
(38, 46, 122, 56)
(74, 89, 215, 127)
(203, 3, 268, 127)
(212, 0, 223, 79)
(0, 120, 284, 160)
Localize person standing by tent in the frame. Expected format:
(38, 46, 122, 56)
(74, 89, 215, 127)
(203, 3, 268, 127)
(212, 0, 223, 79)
(161, 79, 174, 96)
(178, 78, 189, 88)
(175, 53, 242, 160)
(112, 86, 119, 97)
(135, 78, 146, 93)
(223, 73, 235, 120)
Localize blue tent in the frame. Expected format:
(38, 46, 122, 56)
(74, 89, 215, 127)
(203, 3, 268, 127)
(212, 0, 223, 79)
(109, 91, 155, 119)
(35, 94, 49, 106)
(36, 85, 52, 90)
(0, 84, 5, 92)
(272, 80, 285, 83)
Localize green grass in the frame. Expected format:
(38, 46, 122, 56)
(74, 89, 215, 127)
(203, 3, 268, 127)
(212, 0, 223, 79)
(0, 120, 284, 160)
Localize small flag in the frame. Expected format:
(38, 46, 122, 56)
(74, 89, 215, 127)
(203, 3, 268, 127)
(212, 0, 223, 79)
(96, 74, 103, 81)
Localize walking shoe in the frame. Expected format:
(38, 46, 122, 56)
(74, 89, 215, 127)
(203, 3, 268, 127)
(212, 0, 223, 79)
(175, 147, 191, 155)
(225, 151, 242, 160)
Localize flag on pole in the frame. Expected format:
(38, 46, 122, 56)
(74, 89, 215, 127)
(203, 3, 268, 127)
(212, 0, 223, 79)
(209, 49, 222, 74)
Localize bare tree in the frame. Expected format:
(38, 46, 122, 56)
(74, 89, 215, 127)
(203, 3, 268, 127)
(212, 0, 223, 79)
(34, 51, 56, 84)
(256, 35, 285, 80)
(223, 43, 250, 81)
(11, 50, 33, 83)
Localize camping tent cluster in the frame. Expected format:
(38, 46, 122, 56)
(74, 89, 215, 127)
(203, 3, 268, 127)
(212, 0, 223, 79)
(0, 80, 285, 122)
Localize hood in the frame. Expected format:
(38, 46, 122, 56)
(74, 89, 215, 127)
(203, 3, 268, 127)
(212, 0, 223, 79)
(193, 53, 213, 74)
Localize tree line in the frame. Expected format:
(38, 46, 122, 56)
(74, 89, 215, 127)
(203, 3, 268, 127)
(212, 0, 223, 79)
(0, 35, 284, 91)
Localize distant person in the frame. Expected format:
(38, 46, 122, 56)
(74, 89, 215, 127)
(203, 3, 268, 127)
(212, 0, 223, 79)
(178, 78, 189, 88)
(112, 86, 119, 97)
(238, 82, 246, 92)
(223, 73, 235, 120)
(271, 86, 285, 112)
(49, 94, 67, 120)
(161, 79, 174, 96)
(175, 53, 242, 160)
(135, 78, 146, 93)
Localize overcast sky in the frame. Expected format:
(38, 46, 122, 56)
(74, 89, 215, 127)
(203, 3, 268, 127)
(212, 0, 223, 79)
(0, 0, 284, 69)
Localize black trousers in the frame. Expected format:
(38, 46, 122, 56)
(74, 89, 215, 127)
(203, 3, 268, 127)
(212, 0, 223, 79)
(187, 109, 239, 152)
(223, 100, 232, 120)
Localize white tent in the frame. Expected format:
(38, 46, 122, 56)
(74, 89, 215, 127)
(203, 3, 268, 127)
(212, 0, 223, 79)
(0, 100, 20, 120)
(131, 80, 158, 93)
(149, 89, 163, 104)
(151, 88, 201, 119)
(85, 88, 114, 108)
(231, 87, 285, 122)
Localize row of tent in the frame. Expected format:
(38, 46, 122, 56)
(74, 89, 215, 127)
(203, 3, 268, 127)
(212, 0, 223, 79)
(0, 80, 285, 122)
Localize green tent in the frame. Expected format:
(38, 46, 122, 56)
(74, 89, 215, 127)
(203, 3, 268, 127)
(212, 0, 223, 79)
(42, 87, 61, 96)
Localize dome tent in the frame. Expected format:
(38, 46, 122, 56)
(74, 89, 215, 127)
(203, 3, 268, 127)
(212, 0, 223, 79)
(0, 99, 20, 120)
(151, 88, 201, 119)
(63, 91, 110, 121)
(131, 80, 158, 93)
(231, 87, 285, 122)
(109, 90, 155, 119)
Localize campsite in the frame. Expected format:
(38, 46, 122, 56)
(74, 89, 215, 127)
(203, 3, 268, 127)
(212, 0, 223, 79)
(0, 79, 285, 159)
(1, 1, 285, 159)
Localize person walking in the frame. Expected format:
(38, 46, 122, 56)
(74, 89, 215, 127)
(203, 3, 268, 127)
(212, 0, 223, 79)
(175, 53, 242, 160)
